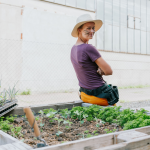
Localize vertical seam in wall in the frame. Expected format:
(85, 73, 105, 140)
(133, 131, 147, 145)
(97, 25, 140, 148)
(133, 0, 135, 53)
(119, 0, 121, 52)
(146, 0, 147, 54)
(112, 0, 113, 51)
(103, 0, 105, 50)
(127, 0, 128, 53)
(140, 0, 141, 54)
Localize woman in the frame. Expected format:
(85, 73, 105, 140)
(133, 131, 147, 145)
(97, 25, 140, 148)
(70, 14, 119, 106)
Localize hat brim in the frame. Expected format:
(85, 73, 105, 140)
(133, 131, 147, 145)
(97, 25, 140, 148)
(71, 19, 103, 37)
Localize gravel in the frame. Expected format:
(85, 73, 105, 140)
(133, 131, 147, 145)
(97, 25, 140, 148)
(117, 100, 150, 109)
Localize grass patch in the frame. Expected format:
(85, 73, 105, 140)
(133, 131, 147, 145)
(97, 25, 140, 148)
(119, 100, 126, 103)
(119, 85, 150, 89)
(19, 89, 31, 95)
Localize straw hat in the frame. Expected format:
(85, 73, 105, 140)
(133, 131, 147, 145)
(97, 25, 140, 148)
(71, 14, 103, 37)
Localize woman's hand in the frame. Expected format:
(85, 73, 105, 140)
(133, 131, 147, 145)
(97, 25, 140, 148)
(97, 67, 105, 76)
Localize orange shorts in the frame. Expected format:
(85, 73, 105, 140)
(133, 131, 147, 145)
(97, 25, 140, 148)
(80, 92, 116, 106)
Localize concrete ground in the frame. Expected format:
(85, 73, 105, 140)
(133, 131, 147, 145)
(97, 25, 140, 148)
(16, 87, 150, 107)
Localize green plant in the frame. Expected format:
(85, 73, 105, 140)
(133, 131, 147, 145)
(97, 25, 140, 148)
(74, 110, 85, 125)
(84, 130, 89, 134)
(60, 108, 71, 119)
(86, 134, 93, 138)
(0, 89, 7, 106)
(20, 89, 31, 95)
(39, 110, 45, 131)
(6, 115, 17, 123)
(11, 126, 23, 138)
(54, 117, 64, 136)
(63, 120, 73, 129)
(104, 129, 113, 134)
(43, 108, 58, 114)
(6, 82, 19, 101)
(93, 130, 98, 134)
(0, 120, 13, 132)
(35, 116, 40, 121)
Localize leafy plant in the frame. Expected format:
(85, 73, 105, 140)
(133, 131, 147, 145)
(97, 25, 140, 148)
(20, 89, 31, 95)
(63, 120, 73, 129)
(39, 110, 45, 131)
(11, 126, 23, 138)
(35, 116, 40, 121)
(84, 130, 89, 134)
(54, 117, 64, 136)
(0, 120, 13, 132)
(60, 108, 71, 119)
(43, 108, 57, 115)
(6, 82, 19, 101)
(104, 129, 113, 134)
(86, 134, 93, 138)
(93, 130, 98, 134)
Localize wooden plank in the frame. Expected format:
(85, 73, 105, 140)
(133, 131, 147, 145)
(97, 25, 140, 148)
(0, 131, 18, 145)
(0, 143, 20, 150)
(95, 143, 127, 150)
(116, 131, 148, 143)
(35, 135, 114, 150)
(5, 100, 83, 116)
(136, 126, 150, 135)
(125, 135, 150, 149)
(12, 142, 32, 150)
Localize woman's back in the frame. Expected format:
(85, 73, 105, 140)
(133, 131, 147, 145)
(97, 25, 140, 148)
(71, 44, 105, 90)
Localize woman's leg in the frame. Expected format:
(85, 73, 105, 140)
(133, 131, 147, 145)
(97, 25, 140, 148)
(80, 92, 109, 106)
(80, 92, 116, 106)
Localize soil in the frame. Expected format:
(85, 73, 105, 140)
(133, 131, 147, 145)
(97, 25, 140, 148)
(7, 116, 123, 148)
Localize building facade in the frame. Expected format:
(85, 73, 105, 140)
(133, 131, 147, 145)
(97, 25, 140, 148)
(0, 0, 150, 92)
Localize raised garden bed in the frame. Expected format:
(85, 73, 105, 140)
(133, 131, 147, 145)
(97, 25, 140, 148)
(1, 102, 150, 149)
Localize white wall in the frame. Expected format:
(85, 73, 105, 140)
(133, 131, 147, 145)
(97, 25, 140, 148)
(0, 0, 96, 92)
(101, 51, 150, 87)
(0, 0, 150, 93)
(0, 3, 22, 89)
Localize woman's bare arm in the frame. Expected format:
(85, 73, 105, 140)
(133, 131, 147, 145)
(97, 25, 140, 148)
(95, 57, 113, 75)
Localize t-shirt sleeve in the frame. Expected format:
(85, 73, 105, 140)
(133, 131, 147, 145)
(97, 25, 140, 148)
(85, 44, 101, 62)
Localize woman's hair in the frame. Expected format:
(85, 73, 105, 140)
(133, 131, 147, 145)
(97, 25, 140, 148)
(77, 24, 84, 36)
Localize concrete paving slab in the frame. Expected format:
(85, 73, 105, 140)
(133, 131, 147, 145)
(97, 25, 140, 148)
(16, 87, 150, 107)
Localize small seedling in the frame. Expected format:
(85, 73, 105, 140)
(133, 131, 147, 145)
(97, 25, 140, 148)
(93, 130, 98, 134)
(74, 110, 84, 125)
(6, 82, 19, 101)
(39, 110, 45, 132)
(54, 117, 64, 136)
(56, 131, 63, 136)
(35, 116, 40, 121)
(63, 120, 73, 129)
(84, 130, 89, 134)
(11, 127, 23, 138)
(86, 134, 93, 138)
(104, 129, 113, 134)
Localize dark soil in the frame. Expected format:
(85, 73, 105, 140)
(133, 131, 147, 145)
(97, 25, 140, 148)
(7, 116, 123, 148)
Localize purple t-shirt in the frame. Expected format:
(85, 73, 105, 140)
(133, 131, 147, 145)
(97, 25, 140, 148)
(71, 44, 105, 90)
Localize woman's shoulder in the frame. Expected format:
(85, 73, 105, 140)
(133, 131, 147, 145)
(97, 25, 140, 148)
(86, 44, 98, 52)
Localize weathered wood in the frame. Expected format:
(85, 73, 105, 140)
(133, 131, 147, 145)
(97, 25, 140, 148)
(35, 134, 114, 150)
(95, 143, 127, 150)
(0, 130, 18, 145)
(136, 126, 150, 135)
(0, 131, 32, 150)
(12, 142, 32, 150)
(116, 131, 148, 143)
(5, 100, 83, 116)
